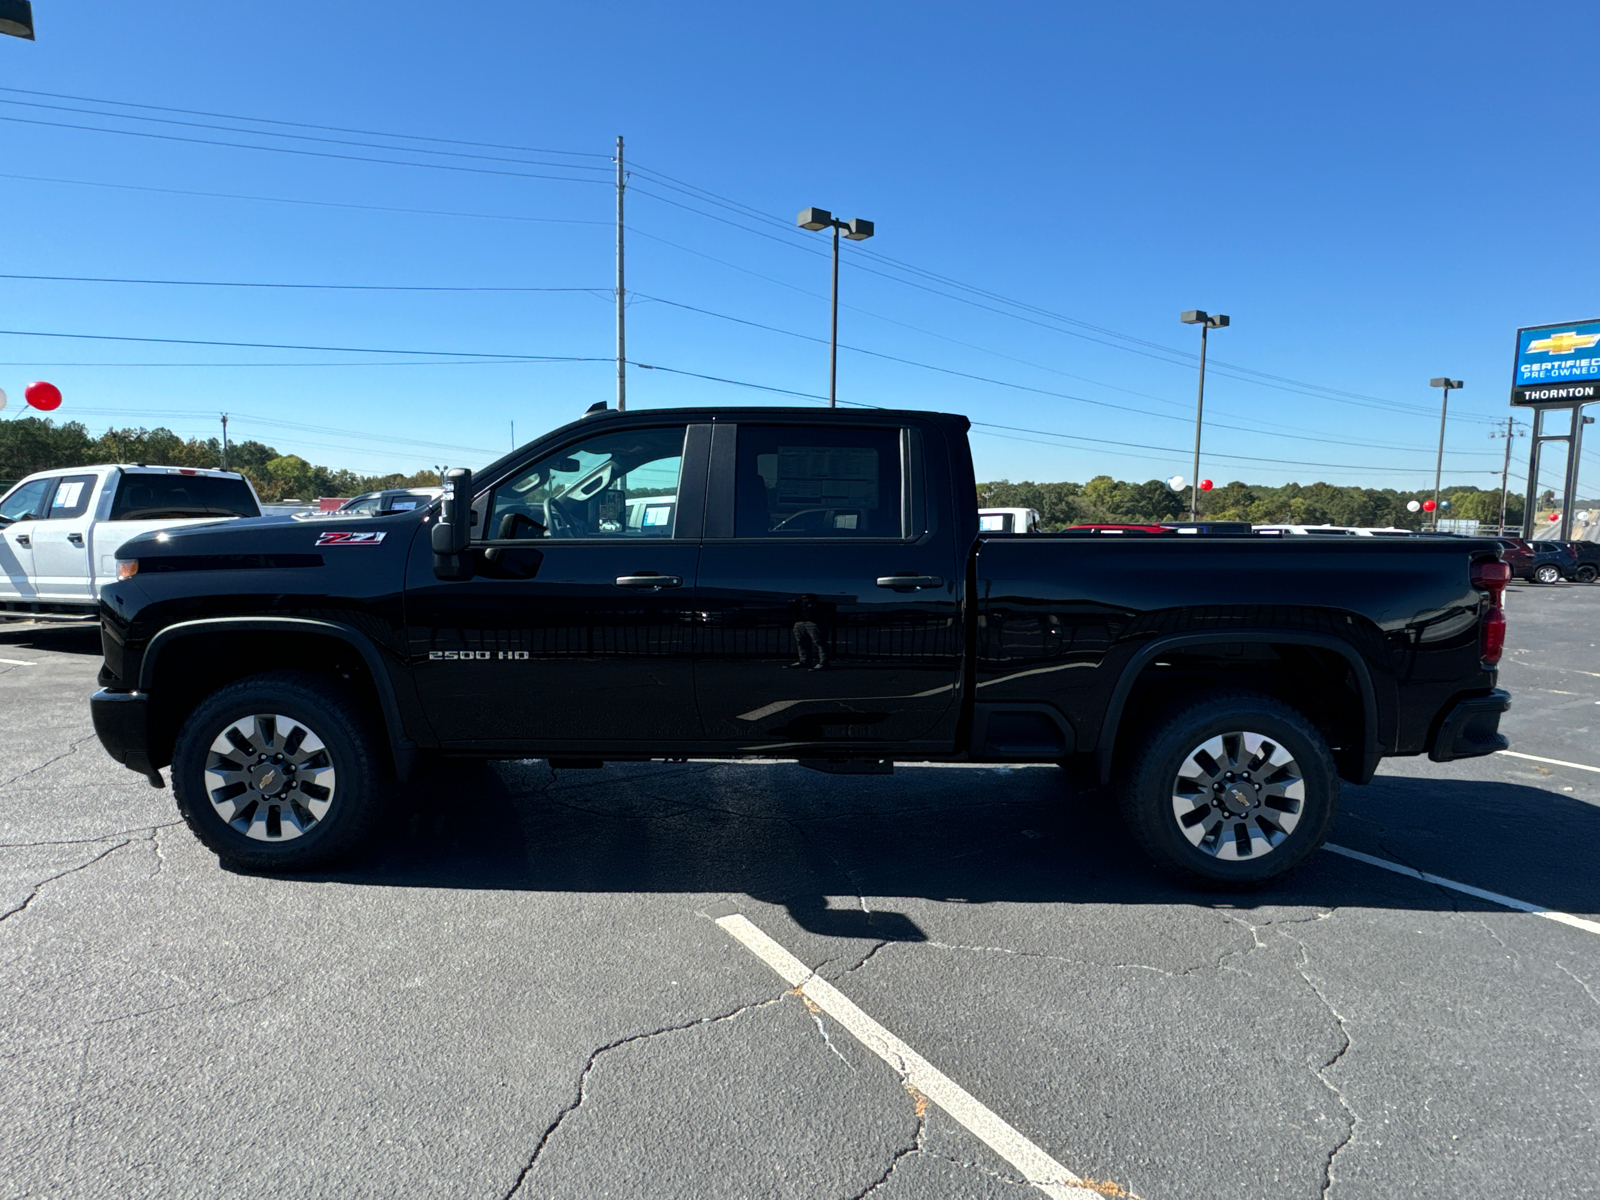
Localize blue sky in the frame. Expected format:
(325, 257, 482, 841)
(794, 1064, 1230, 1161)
(0, 2, 1593, 494)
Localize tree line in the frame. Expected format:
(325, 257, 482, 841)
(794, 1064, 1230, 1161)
(0, 416, 438, 503)
(977, 475, 1528, 531)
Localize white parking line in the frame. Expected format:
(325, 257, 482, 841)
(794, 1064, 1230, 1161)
(0, 657, 36, 666)
(1497, 749, 1600, 775)
(712, 909, 1104, 1200)
(1324, 844, 1600, 937)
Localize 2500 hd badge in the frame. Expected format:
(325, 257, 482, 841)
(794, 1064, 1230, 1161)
(428, 650, 531, 660)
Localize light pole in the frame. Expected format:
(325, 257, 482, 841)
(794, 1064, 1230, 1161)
(1428, 377, 1464, 531)
(0, 1, 34, 39)
(1179, 310, 1229, 521)
(798, 207, 874, 407)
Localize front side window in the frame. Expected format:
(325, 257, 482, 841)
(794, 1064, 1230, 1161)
(42, 474, 98, 520)
(735, 425, 904, 538)
(487, 425, 686, 540)
(0, 478, 51, 523)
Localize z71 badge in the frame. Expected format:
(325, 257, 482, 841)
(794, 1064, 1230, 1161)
(316, 531, 387, 546)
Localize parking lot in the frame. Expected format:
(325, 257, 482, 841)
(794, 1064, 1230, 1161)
(2, 583, 1597, 1200)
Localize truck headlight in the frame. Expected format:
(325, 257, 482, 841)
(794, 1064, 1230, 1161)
(116, 560, 139, 580)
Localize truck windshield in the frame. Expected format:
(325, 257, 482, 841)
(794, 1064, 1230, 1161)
(110, 474, 260, 521)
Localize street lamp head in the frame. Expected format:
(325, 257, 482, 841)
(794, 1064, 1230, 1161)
(1430, 377, 1464, 389)
(797, 207, 833, 231)
(1180, 310, 1208, 325)
(843, 217, 874, 241)
(1207, 314, 1229, 329)
(0, 0, 35, 38)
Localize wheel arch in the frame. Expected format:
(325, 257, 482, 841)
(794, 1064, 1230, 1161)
(139, 617, 418, 779)
(1095, 631, 1381, 785)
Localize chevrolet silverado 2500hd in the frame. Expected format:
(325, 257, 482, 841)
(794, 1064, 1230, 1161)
(90, 407, 1511, 884)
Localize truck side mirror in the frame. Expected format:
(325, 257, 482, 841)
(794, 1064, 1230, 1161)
(431, 467, 474, 580)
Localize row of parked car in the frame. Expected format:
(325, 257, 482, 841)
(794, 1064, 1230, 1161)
(974, 508, 1597, 584)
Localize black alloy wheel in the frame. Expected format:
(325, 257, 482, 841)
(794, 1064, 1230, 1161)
(1576, 564, 1598, 584)
(1118, 691, 1340, 886)
(171, 671, 385, 871)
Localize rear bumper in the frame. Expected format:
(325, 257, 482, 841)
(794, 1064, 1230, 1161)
(90, 688, 163, 786)
(1428, 688, 1511, 763)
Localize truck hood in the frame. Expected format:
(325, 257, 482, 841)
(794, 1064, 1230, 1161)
(113, 509, 424, 565)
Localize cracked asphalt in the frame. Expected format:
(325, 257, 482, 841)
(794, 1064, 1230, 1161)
(3, 582, 1599, 1200)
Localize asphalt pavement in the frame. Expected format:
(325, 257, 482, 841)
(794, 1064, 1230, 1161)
(2, 582, 1598, 1199)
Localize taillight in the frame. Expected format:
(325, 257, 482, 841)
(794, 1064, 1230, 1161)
(1472, 559, 1511, 666)
(1481, 608, 1506, 665)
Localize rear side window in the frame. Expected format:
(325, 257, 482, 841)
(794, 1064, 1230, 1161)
(0, 478, 51, 522)
(43, 474, 98, 520)
(735, 426, 904, 538)
(110, 474, 260, 520)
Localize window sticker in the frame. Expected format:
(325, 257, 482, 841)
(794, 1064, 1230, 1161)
(772, 446, 880, 509)
(52, 481, 85, 510)
(643, 504, 672, 527)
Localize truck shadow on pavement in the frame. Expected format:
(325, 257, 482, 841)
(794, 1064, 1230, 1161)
(0, 622, 102, 655)
(293, 759, 1600, 941)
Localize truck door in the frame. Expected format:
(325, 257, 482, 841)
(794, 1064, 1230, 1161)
(0, 477, 51, 602)
(408, 422, 707, 748)
(31, 473, 99, 602)
(693, 421, 963, 754)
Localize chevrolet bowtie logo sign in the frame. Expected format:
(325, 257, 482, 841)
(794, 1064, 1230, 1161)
(1527, 330, 1600, 355)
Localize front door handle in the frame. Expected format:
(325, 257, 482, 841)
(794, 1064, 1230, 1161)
(615, 573, 683, 589)
(68, 532, 84, 545)
(877, 574, 944, 590)
(14, 535, 29, 547)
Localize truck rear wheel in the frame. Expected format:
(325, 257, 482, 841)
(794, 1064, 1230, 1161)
(1118, 692, 1339, 886)
(171, 671, 385, 871)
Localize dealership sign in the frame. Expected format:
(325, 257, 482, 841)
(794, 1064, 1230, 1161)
(1512, 318, 1600, 405)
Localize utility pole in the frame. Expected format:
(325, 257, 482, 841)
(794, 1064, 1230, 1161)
(220, 412, 229, 470)
(1491, 417, 1523, 532)
(614, 135, 626, 412)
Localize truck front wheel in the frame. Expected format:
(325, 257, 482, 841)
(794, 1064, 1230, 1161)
(1118, 692, 1339, 886)
(171, 671, 385, 871)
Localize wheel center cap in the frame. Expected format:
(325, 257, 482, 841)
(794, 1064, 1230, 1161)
(1222, 784, 1254, 815)
(253, 765, 282, 794)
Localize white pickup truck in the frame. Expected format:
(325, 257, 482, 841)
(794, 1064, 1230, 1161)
(0, 464, 262, 617)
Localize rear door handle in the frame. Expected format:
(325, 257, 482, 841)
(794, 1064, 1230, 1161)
(876, 574, 944, 590)
(14, 535, 29, 547)
(68, 533, 84, 545)
(615, 573, 683, 589)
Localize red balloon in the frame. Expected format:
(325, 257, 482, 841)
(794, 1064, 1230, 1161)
(1551, 511, 1561, 522)
(24, 381, 62, 411)
(1200, 479, 1213, 491)
(1422, 500, 1436, 512)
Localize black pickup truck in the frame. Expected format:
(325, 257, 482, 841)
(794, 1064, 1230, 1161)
(91, 406, 1512, 885)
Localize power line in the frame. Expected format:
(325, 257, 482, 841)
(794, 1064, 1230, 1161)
(631, 292, 1504, 461)
(0, 114, 610, 185)
(623, 358, 1497, 477)
(0, 85, 614, 159)
(0, 170, 611, 226)
(0, 326, 607, 361)
(0, 272, 608, 293)
(68, 406, 496, 456)
(0, 96, 615, 173)
(626, 163, 1506, 426)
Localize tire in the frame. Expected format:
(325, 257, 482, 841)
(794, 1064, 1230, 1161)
(171, 670, 387, 871)
(1534, 564, 1562, 584)
(1576, 564, 1598, 584)
(1118, 691, 1340, 886)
